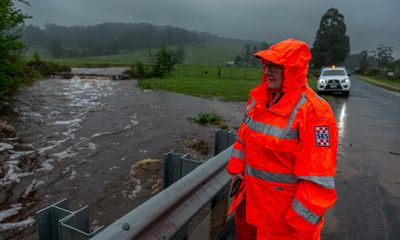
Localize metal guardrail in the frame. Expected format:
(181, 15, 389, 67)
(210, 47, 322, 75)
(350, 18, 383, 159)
(37, 130, 236, 240)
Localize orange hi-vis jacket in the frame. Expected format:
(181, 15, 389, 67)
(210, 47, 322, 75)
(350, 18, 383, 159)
(227, 39, 338, 240)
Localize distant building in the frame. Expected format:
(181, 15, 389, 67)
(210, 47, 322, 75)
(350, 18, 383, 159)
(226, 61, 235, 66)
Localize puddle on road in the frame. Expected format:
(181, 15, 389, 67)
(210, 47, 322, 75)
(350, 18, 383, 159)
(323, 96, 349, 165)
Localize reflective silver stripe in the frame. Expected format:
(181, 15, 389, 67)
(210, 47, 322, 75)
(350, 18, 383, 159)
(245, 99, 256, 114)
(297, 176, 335, 189)
(246, 165, 298, 184)
(231, 149, 245, 159)
(244, 114, 299, 140)
(236, 135, 244, 145)
(292, 199, 322, 225)
(243, 94, 306, 140)
(285, 93, 307, 129)
(245, 165, 334, 188)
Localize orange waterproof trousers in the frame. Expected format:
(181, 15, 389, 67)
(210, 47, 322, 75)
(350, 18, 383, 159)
(235, 196, 257, 240)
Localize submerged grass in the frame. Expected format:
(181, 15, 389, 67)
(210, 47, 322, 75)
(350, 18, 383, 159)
(187, 112, 229, 130)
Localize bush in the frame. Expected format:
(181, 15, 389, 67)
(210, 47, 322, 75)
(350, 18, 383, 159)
(187, 112, 223, 125)
(126, 46, 180, 79)
(151, 46, 178, 77)
(125, 62, 152, 79)
(364, 68, 382, 76)
(0, 58, 36, 97)
(27, 53, 70, 76)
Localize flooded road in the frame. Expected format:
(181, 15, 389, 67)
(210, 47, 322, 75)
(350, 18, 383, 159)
(1, 72, 399, 239)
(323, 76, 400, 239)
(0, 75, 244, 239)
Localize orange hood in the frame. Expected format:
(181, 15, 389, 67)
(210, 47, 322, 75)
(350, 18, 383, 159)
(254, 38, 311, 92)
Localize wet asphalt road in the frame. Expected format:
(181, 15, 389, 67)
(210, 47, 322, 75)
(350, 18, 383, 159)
(322, 76, 400, 240)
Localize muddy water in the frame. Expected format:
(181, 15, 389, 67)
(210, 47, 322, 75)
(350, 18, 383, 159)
(0, 76, 244, 239)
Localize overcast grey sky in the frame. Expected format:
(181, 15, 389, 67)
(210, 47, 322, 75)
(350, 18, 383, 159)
(16, 0, 400, 58)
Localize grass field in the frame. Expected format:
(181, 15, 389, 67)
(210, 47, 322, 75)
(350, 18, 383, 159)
(139, 65, 318, 101)
(356, 75, 400, 92)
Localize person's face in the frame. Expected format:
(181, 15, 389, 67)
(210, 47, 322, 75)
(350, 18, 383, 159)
(263, 62, 284, 90)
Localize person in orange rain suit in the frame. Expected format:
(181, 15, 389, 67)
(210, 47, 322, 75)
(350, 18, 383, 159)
(227, 38, 338, 240)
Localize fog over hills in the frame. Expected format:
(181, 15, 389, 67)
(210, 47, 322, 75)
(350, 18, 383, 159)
(16, 0, 400, 58)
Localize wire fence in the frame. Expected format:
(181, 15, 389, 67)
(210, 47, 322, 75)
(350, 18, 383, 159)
(172, 66, 262, 80)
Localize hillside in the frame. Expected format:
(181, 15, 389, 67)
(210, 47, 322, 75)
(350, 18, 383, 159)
(22, 22, 264, 67)
(25, 42, 248, 66)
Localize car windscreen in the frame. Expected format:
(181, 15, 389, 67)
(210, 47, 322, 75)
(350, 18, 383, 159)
(321, 70, 347, 76)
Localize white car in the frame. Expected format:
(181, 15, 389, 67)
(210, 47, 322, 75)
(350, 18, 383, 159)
(317, 66, 351, 96)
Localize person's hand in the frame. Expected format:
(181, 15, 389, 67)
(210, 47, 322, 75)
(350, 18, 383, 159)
(230, 174, 244, 190)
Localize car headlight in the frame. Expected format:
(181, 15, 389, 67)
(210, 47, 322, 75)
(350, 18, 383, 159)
(318, 79, 326, 84)
(341, 78, 349, 83)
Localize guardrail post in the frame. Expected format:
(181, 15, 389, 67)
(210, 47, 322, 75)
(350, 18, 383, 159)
(36, 199, 103, 240)
(36, 199, 71, 240)
(163, 152, 203, 240)
(210, 130, 235, 239)
(163, 150, 179, 188)
(214, 129, 236, 155)
(163, 152, 203, 189)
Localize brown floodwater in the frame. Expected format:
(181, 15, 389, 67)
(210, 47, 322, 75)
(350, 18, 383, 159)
(0, 73, 244, 239)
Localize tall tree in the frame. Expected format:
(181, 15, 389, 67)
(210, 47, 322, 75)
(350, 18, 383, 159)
(0, 0, 27, 55)
(0, 0, 30, 95)
(311, 8, 350, 68)
(372, 44, 394, 68)
(48, 39, 65, 58)
(259, 42, 269, 51)
(358, 50, 370, 73)
(174, 46, 185, 64)
(241, 44, 252, 66)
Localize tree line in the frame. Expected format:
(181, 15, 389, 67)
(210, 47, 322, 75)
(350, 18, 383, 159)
(233, 42, 270, 67)
(22, 23, 218, 58)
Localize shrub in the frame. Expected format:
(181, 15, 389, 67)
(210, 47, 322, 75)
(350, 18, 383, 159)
(187, 112, 223, 125)
(151, 46, 178, 77)
(27, 53, 70, 76)
(365, 68, 381, 76)
(125, 62, 152, 79)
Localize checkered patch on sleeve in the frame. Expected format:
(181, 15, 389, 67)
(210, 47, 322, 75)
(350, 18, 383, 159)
(315, 126, 330, 147)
